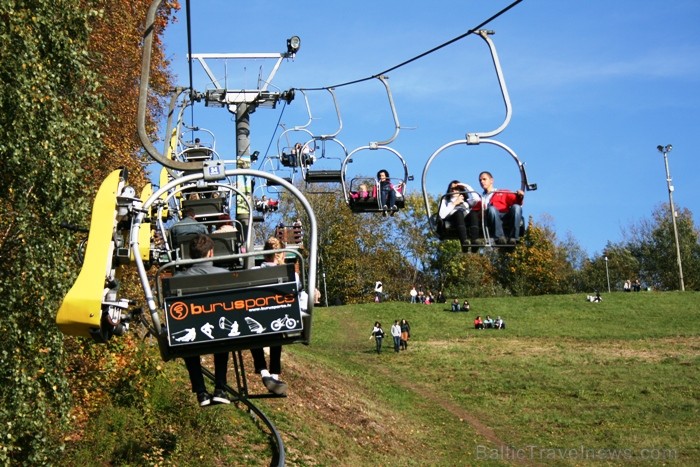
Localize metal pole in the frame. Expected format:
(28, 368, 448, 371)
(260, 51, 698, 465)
(604, 256, 611, 293)
(658, 145, 685, 291)
(322, 272, 328, 307)
(236, 103, 255, 269)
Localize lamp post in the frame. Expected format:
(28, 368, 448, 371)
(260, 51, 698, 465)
(322, 272, 328, 307)
(656, 145, 685, 291)
(604, 256, 611, 293)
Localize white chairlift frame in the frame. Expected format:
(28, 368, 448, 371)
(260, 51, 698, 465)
(421, 30, 536, 246)
(190, 52, 289, 110)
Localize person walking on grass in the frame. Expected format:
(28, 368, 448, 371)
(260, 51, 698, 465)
(399, 319, 411, 350)
(390, 320, 401, 352)
(370, 321, 385, 354)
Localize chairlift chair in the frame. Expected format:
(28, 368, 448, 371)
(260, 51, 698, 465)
(299, 88, 347, 189)
(341, 75, 412, 213)
(141, 170, 317, 361)
(421, 30, 536, 251)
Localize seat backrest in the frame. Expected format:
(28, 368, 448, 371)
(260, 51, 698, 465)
(305, 170, 342, 183)
(181, 197, 224, 221)
(170, 231, 199, 255)
(211, 231, 242, 268)
(182, 147, 213, 161)
(162, 263, 294, 297)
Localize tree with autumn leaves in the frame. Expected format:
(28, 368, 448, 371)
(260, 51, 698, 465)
(274, 187, 698, 303)
(1, 0, 697, 461)
(0, 1, 178, 462)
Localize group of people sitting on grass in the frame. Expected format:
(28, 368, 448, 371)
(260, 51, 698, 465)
(409, 286, 447, 304)
(451, 299, 471, 312)
(473, 315, 505, 330)
(586, 291, 603, 302)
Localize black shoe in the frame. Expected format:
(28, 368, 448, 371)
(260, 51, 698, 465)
(263, 376, 288, 396)
(496, 237, 507, 245)
(197, 391, 212, 407)
(212, 389, 231, 405)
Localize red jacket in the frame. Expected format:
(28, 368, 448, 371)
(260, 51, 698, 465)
(474, 190, 522, 213)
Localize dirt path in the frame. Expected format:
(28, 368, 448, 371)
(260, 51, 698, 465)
(372, 359, 535, 466)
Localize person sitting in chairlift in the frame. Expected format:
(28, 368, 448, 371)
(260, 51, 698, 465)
(350, 183, 371, 202)
(376, 169, 397, 217)
(294, 142, 314, 166)
(438, 180, 481, 252)
(476, 171, 524, 245)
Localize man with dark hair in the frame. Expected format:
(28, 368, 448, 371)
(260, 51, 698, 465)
(170, 207, 207, 246)
(477, 171, 524, 245)
(178, 234, 230, 407)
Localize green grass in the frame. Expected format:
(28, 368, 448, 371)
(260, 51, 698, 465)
(61, 292, 700, 466)
(286, 292, 700, 465)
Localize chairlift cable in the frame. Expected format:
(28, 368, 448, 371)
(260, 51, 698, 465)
(258, 101, 289, 170)
(297, 0, 523, 92)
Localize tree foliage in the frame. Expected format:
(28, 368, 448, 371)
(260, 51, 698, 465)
(0, 1, 103, 462)
(85, 0, 176, 184)
(5, 0, 697, 462)
(625, 204, 700, 290)
(287, 186, 409, 304)
(0, 0, 177, 462)
(495, 216, 575, 295)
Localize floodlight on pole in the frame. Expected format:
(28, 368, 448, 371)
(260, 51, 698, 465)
(286, 36, 301, 57)
(656, 144, 685, 291)
(604, 256, 611, 293)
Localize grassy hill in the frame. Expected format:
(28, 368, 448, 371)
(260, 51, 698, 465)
(62, 292, 700, 466)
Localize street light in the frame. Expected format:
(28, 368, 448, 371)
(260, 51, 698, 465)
(656, 144, 685, 291)
(604, 256, 611, 293)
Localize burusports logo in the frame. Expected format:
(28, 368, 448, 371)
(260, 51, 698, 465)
(169, 302, 189, 320)
(169, 293, 296, 320)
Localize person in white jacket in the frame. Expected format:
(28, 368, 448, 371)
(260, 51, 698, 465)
(438, 180, 481, 251)
(390, 320, 402, 352)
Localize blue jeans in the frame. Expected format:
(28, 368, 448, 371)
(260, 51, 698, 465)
(380, 185, 396, 209)
(485, 204, 522, 240)
(393, 336, 401, 352)
(375, 336, 383, 353)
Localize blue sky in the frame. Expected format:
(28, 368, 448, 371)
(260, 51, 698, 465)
(158, 0, 700, 256)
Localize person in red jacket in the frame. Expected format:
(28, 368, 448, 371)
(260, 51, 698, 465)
(477, 171, 524, 245)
